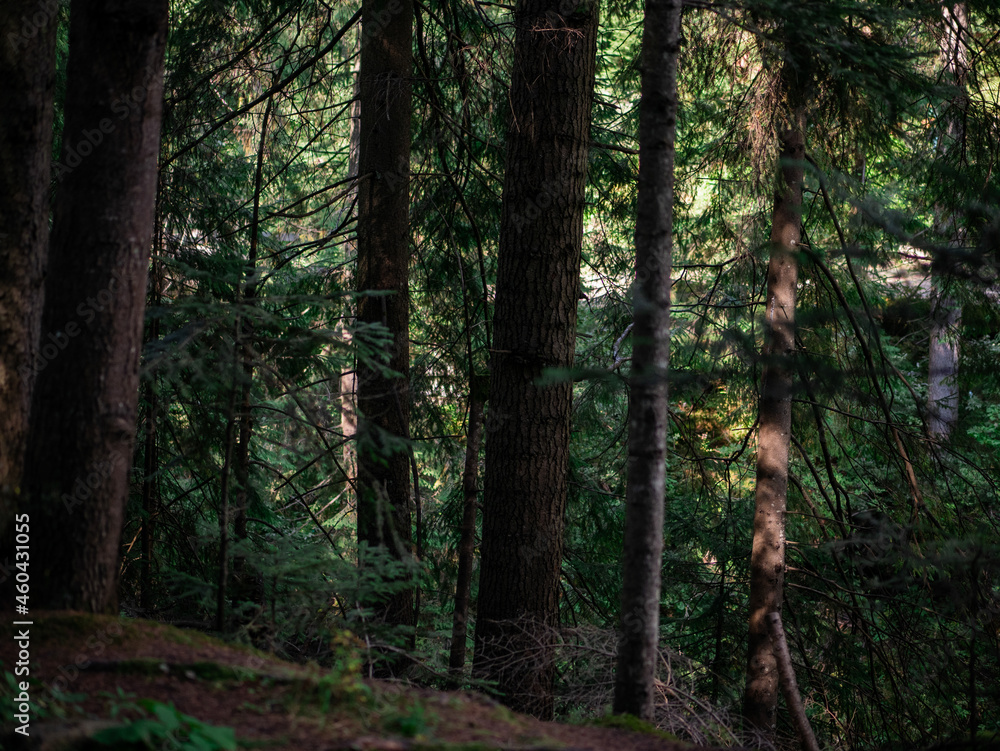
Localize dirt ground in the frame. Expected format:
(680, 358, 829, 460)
(1, 612, 733, 750)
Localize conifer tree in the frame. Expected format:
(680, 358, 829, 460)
(473, 0, 599, 719)
(613, 0, 682, 721)
(23, 0, 168, 612)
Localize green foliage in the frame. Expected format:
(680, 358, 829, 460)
(96, 0, 1000, 747)
(588, 713, 680, 741)
(93, 699, 237, 751)
(0, 666, 87, 726)
(383, 703, 434, 739)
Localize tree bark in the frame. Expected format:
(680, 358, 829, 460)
(472, 0, 598, 720)
(613, 0, 681, 722)
(356, 0, 416, 629)
(744, 104, 806, 733)
(0, 0, 57, 555)
(340, 42, 362, 489)
(927, 3, 968, 442)
(449, 375, 487, 675)
(22, 0, 168, 613)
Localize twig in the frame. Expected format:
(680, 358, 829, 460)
(766, 612, 820, 751)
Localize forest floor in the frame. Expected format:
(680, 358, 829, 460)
(1, 612, 730, 750)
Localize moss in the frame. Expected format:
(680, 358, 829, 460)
(588, 712, 681, 742)
(88, 658, 251, 680)
(31, 612, 135, 646)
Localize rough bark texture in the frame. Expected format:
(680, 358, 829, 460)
(449, 376, 487, 675)
(612, 0, 681, 722)
(21, 0, 168, 613)
(0, 0, 57, 551)
(927, 3, 968, 442)
(356, 0, 415, 628)
(743, 108, 805, 732)
(472, 0, 598, 720)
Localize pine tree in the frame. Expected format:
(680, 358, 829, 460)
(23, 0, 168, 612)
(473, 0, 599, 719)
(613, 0, 682, 721)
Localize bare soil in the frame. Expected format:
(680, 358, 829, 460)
(1, 612, 728, 750)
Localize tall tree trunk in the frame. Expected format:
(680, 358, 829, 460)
(139, 251, 161, 612)
(743, 101, 806, 731)
(449, 375, 487, 675)
(22, 0, 168, 613)
(927, 3, 968, 442)
(340, 42, 362, 488)
(0, 0, 57, 557)
(613, 0, 681, 721)
(216, 361, 239, 631)
(472, 0, 598, 720)
(355, 0, 415, 629)
(233, 98, 272, 609)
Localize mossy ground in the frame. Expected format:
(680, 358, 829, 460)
(0, 612, 714, 750)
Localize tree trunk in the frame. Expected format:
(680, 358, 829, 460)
(355, 0, 415, 629)
(927, 299, 960, 439)
(22, 0, 168, 613)
(613, 0, 681, 721)
(743, 105, 806, 732)
(340, 43, 362, 488)
(139, 253, 161, 612)
(472, 0, 598, 720)
(233, 97, 272, 610)
(449, 375, 487, 675)
(0, 0, 57, 555)
(927, 3, 968, 442)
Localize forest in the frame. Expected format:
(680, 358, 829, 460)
(1, 0, 999, 749)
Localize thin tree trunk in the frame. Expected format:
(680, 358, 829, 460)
(472, 0, 598, 720)
(340, 42, 362, 487)
(216, 363, 239, 631)
(356, 0, 416, 629)
(927, 3, 968, 442)
(139, 252, 161, 612)
(450, 376, 487, 675)
(744, 102, 806, 733)
(0, 0, 57, 554)
(613, 0, 681, 721)
(23, 0, 168, 613)
(233, 97, 273, 608)
(766, 612, 821, 751)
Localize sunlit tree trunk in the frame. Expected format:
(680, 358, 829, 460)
(927, 3, 968, 442)
(340, 45, 362, 488)
(0, 0, 57, 557)
(613, 0, 681, 721)
(744, 99, 806, 733)
(23, 0, 168, 613)
(472, 0, 598, 719)
(356, 0, 416, 629)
